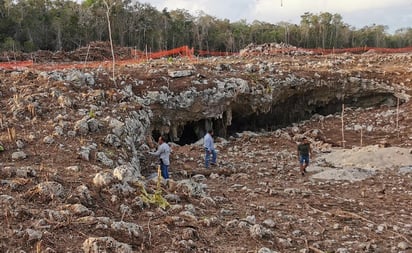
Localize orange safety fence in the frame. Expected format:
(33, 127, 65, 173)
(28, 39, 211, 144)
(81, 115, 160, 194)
(0, 60, 33, 69)
(1, 45, 412, 71)
(131, 46, 194, 59)
(260, 46, 412, 55)
(312, 46, 412, 54)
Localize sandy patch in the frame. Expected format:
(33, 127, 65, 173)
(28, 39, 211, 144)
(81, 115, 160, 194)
(310, 146, 412, 181)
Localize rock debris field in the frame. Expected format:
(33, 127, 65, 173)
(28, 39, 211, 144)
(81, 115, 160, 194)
(0, 47, 412, 252)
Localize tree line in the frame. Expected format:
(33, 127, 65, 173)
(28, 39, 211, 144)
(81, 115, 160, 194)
(1, 0, 411, 53)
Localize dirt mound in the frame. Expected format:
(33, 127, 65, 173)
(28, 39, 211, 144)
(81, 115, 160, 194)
(239, 42, 313, 56)
(0, 41, 133, 63)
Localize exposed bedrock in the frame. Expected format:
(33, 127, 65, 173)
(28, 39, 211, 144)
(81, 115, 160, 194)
(145, 75, 408, 145)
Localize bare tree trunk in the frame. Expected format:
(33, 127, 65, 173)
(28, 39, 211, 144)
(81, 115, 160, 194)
(56, 25, 62, 50)
(103, 0, 116, 86)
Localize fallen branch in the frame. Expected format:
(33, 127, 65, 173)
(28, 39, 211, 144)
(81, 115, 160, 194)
(309, 246, 326, 253)
(390, 231, 412, 246)
(306, 204, 332, 216)
(334, 209, 375, 224)
(335, 210, 412, 245)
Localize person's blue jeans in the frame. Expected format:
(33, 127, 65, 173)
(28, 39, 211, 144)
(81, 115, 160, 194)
(160, 161, 169, 179)
(299, 155, 310, 165)
(205, 149, 217, 168)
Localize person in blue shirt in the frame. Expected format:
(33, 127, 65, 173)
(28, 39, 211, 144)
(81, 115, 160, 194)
(204, 129, 217, 168)
(149, 135, 171, 179)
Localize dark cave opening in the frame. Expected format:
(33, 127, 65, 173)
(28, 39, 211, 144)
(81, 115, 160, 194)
(151, 130, 161, 142)
(175, 121, 199, 146)
(161, 93, 397, 146)
(228, 94, 313, 135)
(227, 93, 395, 136)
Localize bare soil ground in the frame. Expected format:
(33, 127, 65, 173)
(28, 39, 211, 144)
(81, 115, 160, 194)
(0, 51, 411, 253)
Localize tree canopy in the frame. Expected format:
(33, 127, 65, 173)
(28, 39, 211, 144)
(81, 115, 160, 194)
(0, 0, 411, 53)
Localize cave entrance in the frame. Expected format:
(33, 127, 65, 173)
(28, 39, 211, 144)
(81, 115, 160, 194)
(227, 93, 396, 136)
(156, 92, 397, 146)
(228, 93, 312, 135)
(175, 121, 199, 146)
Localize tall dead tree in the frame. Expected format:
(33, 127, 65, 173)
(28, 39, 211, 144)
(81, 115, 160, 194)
(103, 0, 116, 86)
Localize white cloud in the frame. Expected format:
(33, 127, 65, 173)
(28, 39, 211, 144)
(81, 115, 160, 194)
(142, 0, 412, 31)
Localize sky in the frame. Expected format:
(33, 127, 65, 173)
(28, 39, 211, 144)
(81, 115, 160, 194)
(142, 0, 412, 33)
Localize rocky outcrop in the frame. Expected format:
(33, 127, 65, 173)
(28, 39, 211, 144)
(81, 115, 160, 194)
(3, 53, 409, 169)
(143, 60, 409, 142)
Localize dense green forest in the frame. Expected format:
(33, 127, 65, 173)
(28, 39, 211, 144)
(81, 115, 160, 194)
(1, 0, 411, 53)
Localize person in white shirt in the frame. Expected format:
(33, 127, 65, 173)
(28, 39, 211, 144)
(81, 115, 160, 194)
(204, 129, 217, 168)
(149, 135, 171, 179)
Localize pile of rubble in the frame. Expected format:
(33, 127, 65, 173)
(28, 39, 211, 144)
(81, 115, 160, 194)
(239, 42, 314, 56)
(0, 41, 133, 63)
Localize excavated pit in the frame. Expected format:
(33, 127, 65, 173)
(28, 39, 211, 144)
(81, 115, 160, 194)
(171, 92, 397, 145)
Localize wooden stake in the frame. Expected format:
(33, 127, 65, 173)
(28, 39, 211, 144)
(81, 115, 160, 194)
(396, 97, 400, 138)
(341, 103, 345, 148)
(83, 44, 90, 67)
(360, 126, 363, 147)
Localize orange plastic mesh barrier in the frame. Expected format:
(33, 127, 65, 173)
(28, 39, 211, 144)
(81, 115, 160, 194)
(2, 46, 412, 71)
(131, 46, 194, 60)
(261, 46, 412, 55)
(0, 60, 33, 70)
(325, 46, 412, 54)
